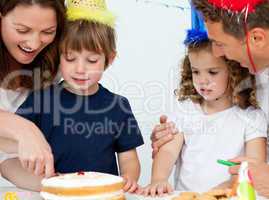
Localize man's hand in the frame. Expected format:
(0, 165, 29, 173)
(229, 156, 269, 198)
(151, 115, 178, 158)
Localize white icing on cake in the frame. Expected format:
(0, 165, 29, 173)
(40, 191, 123, 200)
(41, 172, 123, 188)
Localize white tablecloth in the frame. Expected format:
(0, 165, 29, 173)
(0, 187, 268, 200)
(0, 187, 180, 200)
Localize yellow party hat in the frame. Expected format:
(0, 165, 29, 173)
(65, 0, 115, 28)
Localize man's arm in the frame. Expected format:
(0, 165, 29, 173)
(229, 156, 269, 198)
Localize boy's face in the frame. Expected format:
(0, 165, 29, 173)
(60, 49, 106, 94)
(205, 21, 266, 74)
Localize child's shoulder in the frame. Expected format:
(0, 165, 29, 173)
(98, 84, 133, 112)
(234, 105, 267, 123)
(99, 84, 129, 102)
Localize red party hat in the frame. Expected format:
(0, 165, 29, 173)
(208, 0, 265, 13)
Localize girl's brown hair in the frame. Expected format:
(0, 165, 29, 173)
(0, 0, 66, 90)
(60, 20, 116, 69)
(175, 40, 259, 109)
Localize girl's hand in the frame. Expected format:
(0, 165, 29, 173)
(141, 181, 173, 197)
(122, 175, 139, 193)
(151, 115, 178, 158)
(17, 122, 55, 178)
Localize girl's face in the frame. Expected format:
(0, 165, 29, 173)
(189, 50, 230, 101)
(60, 49, 107, 95)
(1, 4, 57, 64)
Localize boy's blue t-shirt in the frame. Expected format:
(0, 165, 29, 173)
(16, 83, 144, 175)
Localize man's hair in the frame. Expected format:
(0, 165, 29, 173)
(192, 0, 269, 39)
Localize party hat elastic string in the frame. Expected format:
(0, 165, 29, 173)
(244, 5, 257, 73)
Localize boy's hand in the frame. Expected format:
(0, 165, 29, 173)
(141, 181, 173, 197)
(122, 175, 139, 193)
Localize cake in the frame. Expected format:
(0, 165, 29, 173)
(40, 171, 125, 200)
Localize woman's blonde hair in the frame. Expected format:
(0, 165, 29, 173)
(175, 40, 259, 109)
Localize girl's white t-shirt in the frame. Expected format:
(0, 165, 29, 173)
(169, 99, 267, 192)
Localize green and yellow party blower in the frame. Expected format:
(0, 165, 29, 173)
(237, 161, 256, 200)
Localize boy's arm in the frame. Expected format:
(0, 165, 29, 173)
(0, 158, 43, 191)
(118, 149, 140, 181)
(151, 133, 183, 183)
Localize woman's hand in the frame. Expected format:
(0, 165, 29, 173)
(0, 110, 55, 178)
(17, 122, 55, 178)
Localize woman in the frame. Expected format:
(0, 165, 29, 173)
(0, 0, 65, 181)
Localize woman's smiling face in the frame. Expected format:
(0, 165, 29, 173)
(1, 4, 57, 64)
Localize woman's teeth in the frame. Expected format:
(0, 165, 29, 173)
(19, 46, 34, 53)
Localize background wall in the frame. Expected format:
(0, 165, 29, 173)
(102, 0, 191, 186)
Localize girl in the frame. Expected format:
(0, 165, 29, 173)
(142, 29, 267, 196)
(1, 0, 144, 193)
(0, 0, 65, 182)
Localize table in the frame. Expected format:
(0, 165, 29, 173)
(0, 187, 179, 200)
(0, 187, 268, 200)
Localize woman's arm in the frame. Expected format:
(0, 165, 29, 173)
(0, 137, 17, 153)
(0, 110, 54, 177)
(0, 158, 43, 191)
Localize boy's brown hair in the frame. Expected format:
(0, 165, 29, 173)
(60, 20, 116, 69)
(192, 0, 269, 39)
(175, 40, 259, 109)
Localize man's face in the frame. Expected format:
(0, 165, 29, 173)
(205, 21, 261, 74)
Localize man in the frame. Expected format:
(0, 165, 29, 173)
(151, 0, 269, 197)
